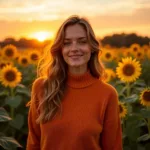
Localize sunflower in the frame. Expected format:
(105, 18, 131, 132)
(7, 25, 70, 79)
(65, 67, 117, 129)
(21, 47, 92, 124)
(134, 51, 144, 60)
(140, 88, 150, 106)
(116, 57, 141, 82)
(101, 49, 114, 62)
(1, 44, 18, 59)
(142, 45, 149, 53)
(130, 43, 140, 54)
(118, 102, 127, 118)
(18, 55, 30, 67)
(0, 59, 13, 69)
(28, 50, 41, 64)
(0, 65, 22, 87)
(104, 68, 116, 82)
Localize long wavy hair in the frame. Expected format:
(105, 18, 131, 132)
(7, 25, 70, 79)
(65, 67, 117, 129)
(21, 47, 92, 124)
(36, 15, 105, 124)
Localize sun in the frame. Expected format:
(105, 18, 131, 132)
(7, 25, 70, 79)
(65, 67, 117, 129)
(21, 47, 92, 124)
(30, 31, 54, 42)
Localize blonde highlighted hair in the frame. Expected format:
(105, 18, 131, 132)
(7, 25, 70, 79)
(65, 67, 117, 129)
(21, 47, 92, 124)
(35, 15, 104, 123)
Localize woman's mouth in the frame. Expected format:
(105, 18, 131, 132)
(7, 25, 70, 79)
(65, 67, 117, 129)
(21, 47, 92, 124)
(69, 55, 83, 58)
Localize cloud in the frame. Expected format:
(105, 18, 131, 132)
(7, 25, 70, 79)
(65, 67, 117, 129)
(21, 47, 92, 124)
(0, 0, 150, 40)
(0, 0, 149, 21)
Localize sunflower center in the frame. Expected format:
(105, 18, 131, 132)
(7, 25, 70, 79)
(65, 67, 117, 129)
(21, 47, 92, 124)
(31, 54, 38, 60)
(133, 47, 138, 52)
(143, 91, 150, 102)
(106, 53, 111, 59)
(137, 52, 141, 57)
(5, 49, 14, 57)
(5, 70, 16, 81)
(22, 58, 28, 64)
(123, 64, 135, 76)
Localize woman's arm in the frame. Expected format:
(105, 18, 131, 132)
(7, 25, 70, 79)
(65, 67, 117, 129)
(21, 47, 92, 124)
(26, 79, 42, 150)
(101, 89, 123, 150)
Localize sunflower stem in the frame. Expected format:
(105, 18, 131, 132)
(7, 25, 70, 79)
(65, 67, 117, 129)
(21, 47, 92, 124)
(126, 82, 130, 97)
(126, 82, 132, 113)
(10, 88, 15, 119)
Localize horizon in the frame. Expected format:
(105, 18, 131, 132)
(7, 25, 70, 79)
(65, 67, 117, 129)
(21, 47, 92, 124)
(0, 32, 149, 43)
(0, 0, 150, 41)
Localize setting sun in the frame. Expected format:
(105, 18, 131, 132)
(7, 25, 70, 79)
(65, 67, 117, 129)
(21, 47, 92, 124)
(29, 31, 54, 42)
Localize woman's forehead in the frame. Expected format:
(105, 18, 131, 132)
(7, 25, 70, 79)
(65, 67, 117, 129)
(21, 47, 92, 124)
(64, 24, 87, 39)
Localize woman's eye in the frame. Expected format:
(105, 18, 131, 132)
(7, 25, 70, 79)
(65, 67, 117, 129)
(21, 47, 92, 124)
(63, 42, 71, 46)
(79, 40, 87, 44)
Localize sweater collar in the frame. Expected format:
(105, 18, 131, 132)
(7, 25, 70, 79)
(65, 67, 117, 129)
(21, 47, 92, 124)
(66, 70, 98, 88)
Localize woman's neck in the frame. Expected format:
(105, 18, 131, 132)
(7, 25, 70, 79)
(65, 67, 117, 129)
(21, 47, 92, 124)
(68, 66, 88, 75)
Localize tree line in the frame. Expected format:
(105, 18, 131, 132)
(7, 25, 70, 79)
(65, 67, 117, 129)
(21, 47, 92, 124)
(0, 33, 149, 49)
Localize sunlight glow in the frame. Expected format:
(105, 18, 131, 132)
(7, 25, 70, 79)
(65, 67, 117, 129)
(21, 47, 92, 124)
(30, 31, 54, 42)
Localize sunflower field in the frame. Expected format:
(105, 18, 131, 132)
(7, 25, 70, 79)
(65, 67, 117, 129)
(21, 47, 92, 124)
(0, 43, 150, 150)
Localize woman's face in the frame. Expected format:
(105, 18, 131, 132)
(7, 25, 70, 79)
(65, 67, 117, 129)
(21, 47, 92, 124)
(62, 24, 91, 73)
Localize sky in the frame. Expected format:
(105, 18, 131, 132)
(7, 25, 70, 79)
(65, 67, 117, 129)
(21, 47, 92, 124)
(0, 0, 150, 41)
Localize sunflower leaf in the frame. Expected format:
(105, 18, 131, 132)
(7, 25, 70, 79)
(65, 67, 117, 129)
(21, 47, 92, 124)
(133, 80, 146, 87)
(9, 114, 24, 130)
(15, 86, 30, 97)
(137, 134, 150, 142)
(140, 109, 150, 118)
(124, 94, 138, 103)
(0, 135, 22, 150)
(116, 84, 127, 95)
(0, 107, 12, 122)
(5, 95, 22, 108)
(0, 90, 9, 97)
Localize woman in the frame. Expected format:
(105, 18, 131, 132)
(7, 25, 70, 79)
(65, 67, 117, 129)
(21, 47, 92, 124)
(26, 15, 122, 150)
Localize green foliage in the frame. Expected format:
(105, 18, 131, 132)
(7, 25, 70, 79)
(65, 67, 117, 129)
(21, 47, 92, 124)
(0, 135, 22, 150)
(0, 44, 150, 149)
(0, 108, 11, 122)
(0, 64, 36, 150)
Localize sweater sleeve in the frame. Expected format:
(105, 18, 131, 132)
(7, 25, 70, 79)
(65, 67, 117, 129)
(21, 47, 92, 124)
(26, 78, 43, 150)
(100, 88, 123, 150)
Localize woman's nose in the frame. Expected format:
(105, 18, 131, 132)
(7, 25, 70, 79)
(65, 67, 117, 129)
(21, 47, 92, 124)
(70, 42, 79, 51)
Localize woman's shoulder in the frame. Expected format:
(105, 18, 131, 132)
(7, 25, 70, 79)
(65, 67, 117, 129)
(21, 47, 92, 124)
(97, 79, 118, 95)
(32, 76, 46, 91)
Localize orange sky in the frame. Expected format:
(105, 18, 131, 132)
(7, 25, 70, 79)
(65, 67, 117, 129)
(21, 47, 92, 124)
(0, 0, 150, 41)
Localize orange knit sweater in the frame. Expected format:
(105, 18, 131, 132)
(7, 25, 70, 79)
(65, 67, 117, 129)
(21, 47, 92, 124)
(26, 71, 122, 150)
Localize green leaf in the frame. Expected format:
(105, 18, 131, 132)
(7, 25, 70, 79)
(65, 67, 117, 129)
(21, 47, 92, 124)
(0, 90, 9, 97)
(5, 95, 22, 108)
(9, 114, 24, 130)
(116, 84, 127, 95)
(16, 85, 30, 97)
(133, 80, 146, 87)
(0, 136, 22, 150)
(136, 120, 147, 127)
(125, 115, 141, 141)
(0, 107, 12, 122)
(140, 109, 150, 118)
(137, 134, 150, 142)
(124, 94, 138, 103)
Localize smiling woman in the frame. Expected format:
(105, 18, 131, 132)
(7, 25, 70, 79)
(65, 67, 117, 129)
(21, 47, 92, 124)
(26, 15, 122, 150)
(29, 31, 54, 42)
